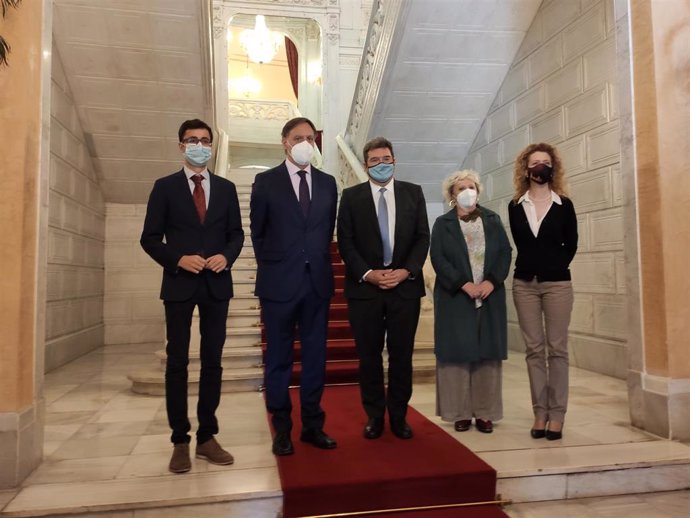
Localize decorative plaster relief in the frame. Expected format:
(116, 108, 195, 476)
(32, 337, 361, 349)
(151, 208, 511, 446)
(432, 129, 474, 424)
(228, 99, 292, 120)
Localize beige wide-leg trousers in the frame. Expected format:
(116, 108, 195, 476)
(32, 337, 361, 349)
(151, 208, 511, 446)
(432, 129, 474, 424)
(512, 279, 573, 423)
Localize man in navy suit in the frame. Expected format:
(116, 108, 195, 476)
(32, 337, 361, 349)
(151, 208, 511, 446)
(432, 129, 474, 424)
(337, 136, 429, 440)
(250, 117, 338, 456)
(141, 119, 244, 473)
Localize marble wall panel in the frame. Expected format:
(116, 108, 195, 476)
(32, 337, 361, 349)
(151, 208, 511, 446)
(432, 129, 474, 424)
(542, 0, 582, 40)
(489, 104, 514, 142)
(515, 85, 546, 127)
(529, 35, 564, 84)
(570, 252, 617, 293)
(570, 293, 595, 334)
(569, 167, 612, 212)
(501, 125, 530, 162)
(565, 84, 609, 137)
(559, 135, 587, 176)
(545, 59, 583, 110)
(587, 120, 620, 169)
(593, 294, 627, 340)
(563, 2, 606, 61)
(589, 207, 624, 251)
(530, 108, 565, 144)
(584, 38, 617, 89)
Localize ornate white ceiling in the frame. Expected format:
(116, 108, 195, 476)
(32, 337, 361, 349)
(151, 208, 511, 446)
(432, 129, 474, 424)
(52, 0, 214, 203)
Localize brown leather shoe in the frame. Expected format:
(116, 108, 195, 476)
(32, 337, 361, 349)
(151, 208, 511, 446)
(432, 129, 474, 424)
(196, 437, 234, 465)
(169, 443, 191, 473)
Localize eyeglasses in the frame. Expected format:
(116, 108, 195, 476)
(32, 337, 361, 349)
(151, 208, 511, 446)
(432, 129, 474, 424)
(182, 137, 212, 146)
(367, 156, 394, 166)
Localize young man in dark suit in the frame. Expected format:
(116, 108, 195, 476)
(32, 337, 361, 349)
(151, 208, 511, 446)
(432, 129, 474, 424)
(141, 119, 244, 473)
(337, 136, 429, 440)
(250, 117, 338, 456)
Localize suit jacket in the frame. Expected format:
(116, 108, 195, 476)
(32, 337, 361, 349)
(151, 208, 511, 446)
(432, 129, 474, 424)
(140, 169, 244, 302)
(250, 161, 337, 302)
(337, 179, 430, 300)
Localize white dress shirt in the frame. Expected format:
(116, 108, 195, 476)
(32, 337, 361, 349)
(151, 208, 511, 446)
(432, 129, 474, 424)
(184, 166, 210, 208)
(517, 190, 562, 237)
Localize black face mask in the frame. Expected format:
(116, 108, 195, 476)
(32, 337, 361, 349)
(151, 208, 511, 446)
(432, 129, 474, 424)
(527, 163, 553, 184)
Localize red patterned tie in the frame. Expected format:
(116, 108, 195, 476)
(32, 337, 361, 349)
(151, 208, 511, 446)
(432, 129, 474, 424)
(191, 174, 206, 224)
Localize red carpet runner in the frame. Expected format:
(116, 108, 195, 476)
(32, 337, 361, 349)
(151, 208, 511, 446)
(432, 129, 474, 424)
(276, 385, 508, 518)
(260, 244, 507, 517)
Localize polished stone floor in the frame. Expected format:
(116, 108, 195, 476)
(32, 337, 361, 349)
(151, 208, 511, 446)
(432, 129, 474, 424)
(1, 343, 689, 517)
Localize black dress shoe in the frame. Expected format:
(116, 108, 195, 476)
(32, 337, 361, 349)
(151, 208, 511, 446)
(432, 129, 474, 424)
(300, 428, 337, 449)
(545, 429, 563, 441)
(364, 418, 384, 439)
(475, 419, 493, 434)
(530, 428, 546, 439)
(390, 420, 413, 439)
(454, 420, 472, 432)
(272, 432, 294, 456)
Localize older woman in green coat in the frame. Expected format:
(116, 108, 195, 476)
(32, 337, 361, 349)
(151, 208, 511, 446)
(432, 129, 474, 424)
(431, 170, 512, 434)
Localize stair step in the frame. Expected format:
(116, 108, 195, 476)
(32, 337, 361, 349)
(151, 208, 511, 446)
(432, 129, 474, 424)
(128, 367, 263, 396)
(226, 327, 262, 347)
(154, 347, 262, 370)
(230, 295, 259, 310)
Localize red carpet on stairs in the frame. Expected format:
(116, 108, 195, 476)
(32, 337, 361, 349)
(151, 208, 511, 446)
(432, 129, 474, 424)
(273, 385, 507, 518)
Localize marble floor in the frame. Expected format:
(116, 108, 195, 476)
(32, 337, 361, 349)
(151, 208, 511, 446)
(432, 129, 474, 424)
(1, 343, 690, 517)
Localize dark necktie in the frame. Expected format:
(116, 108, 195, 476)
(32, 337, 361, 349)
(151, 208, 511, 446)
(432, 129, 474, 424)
(297, 170, 310, 217)
(191, 174, 206, 224)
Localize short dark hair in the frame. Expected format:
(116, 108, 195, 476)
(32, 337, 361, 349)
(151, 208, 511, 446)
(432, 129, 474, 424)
(178, 119, 214, 143)
(363, 136, 394, 162)
(281, 117, 316, 138)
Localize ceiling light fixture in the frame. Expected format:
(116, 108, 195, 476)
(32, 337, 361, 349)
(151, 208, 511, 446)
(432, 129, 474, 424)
(239, 15, 283, 65)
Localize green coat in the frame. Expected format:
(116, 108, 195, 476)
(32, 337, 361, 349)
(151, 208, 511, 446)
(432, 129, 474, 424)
(430, 207, 512, 364)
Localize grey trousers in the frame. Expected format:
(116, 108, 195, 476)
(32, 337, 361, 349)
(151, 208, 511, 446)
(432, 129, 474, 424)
(513, 279, 574, 423)
(436, 360, 503, 422)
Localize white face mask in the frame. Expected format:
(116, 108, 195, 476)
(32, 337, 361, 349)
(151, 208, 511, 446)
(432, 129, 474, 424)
(456, 188, 477, 210)
(289, 140, 315, 166)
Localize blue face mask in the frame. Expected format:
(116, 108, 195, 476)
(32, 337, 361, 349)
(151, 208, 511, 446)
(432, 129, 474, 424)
(184, 143, 212, 167)
(368, 163, 394, 183)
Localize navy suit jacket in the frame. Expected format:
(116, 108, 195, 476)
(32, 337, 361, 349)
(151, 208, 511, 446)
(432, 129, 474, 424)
(140, 169, 244, 302)
(250, 161, 337, 302)
(337, 179, 430, 300)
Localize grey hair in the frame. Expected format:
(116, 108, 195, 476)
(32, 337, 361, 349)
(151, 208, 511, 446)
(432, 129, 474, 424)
(441, 169, 482, 205)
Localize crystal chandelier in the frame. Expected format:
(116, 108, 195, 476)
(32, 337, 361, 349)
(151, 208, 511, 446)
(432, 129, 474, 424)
(240, 15, 283, 65)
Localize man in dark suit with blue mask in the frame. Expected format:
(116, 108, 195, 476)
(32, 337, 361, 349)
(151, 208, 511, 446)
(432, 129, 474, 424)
(337, 136, 429, 441)
(250, 117, 338, 456)
(141, 119, 244, 473)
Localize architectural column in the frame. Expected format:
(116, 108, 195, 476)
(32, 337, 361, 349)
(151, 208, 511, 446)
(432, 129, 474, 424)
(622, 0, 690, 439)
(0, 0, 51, 487)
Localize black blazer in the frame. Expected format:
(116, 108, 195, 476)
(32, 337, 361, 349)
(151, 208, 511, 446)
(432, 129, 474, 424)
(140, 169, 244, 301)
(250, 162, 337, 302)
(508, 196, 578, 282)
(337, 180, 430, 299)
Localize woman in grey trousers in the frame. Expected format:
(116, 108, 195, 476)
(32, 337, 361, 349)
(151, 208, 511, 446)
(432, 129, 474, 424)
(508, 143, 578, 441)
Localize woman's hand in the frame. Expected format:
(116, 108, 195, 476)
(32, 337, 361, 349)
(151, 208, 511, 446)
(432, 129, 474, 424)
(461, 282, 481, 299)
(477, 280, 494, 299)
